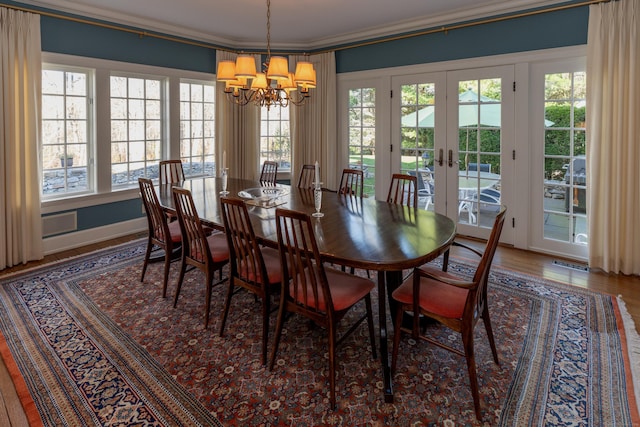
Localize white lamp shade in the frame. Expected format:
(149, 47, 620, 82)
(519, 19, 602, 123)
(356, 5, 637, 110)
(235, 55, 257, 78)
(217, 61, 236, 81)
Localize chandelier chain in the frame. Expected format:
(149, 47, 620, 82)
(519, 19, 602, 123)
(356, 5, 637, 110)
(266, 0, 271, 58)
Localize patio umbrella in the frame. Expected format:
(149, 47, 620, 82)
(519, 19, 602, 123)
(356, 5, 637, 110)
(402, 89, 554, 128)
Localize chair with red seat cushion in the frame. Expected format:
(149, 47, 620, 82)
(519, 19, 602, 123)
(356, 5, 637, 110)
(138, 177, 182, 298)
(219, 197, 282, 364)
(391, 206, 507, 421)
(172, 187, 230, 328)
(269, 208, 377, 410)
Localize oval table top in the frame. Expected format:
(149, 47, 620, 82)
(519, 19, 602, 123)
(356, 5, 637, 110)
(157, 176, 456, 272)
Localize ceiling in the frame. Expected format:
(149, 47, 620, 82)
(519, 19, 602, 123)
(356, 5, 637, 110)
(18, 0, 566, 50)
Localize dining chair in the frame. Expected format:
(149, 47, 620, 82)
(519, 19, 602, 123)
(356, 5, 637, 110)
(172, 187, 230, 328)
(338, 168, 364, 197)
(138, 178, 182, 298)
(391, 206, 507, 421)
(260, 161, 278, 186)
(297, 164, 316, 189)
(158, 160, 185, 222)
(219, 197, 282, 364)
(269, 208, 377, 410)
(159, 159, 185, 184)
(387, 173, 418, 208)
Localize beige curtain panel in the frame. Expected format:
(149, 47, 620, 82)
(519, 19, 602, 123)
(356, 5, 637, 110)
(587, 0, 640, 275)
(290, 52, 337, 190)
(215, 50, 260, 181)
(0, 7, 43, 269)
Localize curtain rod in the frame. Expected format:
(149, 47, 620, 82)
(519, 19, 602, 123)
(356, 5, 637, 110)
(0, 0, 614, 56)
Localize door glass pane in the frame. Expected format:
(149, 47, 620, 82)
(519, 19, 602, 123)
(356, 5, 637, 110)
(348, 88, 375, 197)
(400, 82, 435, 210)
(457, 79, 502, 227)
(543, 71, 587, 244)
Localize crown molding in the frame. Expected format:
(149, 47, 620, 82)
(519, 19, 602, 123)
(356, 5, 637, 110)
(15, 0, 571, 52)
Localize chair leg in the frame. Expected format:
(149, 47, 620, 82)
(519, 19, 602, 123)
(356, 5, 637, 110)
(365, 295, 377, 359)
(462, 328, 482, 421)
(140, 238, 153, 282)
(268, 296, 287, 371)
(261, 292, 270, 365)
(442, 248, 451, 272)
(328, 322, 337, 410)
(161, 245, 171, 298)
(482, 305, 500, 365)
(391, 303, 406, 374)
(204, 270, 214, 328)
(218, 278, 235, 337)
(173, 259, 187, 308)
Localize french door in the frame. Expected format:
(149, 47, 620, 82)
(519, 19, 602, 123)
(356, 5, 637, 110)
(392, 66, 515, 243)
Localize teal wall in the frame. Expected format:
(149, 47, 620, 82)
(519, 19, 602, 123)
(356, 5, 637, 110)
(8, 0, 588, 235)
(336, 5, 589, 72)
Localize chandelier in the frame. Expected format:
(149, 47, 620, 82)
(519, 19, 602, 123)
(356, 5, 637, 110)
(216, 0, 316, 109)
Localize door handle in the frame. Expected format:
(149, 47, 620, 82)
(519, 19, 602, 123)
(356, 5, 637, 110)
(448, 149, 453, 167)
(437, 149, 443, 167)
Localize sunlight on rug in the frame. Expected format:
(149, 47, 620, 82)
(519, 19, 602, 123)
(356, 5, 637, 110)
(0, 240, 638, 426)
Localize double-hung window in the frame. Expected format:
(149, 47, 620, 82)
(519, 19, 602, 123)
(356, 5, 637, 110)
(260, 105, 291, 172)
(110, 75, 163, 186)
(180, 80, 216, 177)
(41, 66, 92, 196)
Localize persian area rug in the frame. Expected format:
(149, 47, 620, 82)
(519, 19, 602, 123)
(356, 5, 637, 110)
(0, 240, 638, 426)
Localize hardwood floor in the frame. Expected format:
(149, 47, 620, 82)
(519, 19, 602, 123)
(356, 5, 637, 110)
(0, 235, 638, 425)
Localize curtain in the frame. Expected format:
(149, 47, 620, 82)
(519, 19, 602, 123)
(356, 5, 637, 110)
(215, 51, 260, 180)
(0, 8, 42, 269)
(290, 52, 337, 190)
(586, 0, 640, 275)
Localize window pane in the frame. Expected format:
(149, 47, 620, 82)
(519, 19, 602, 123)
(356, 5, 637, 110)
(179, 80, 216, 177)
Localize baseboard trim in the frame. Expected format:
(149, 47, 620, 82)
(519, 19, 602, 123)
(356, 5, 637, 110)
(42, 219, 147, 255)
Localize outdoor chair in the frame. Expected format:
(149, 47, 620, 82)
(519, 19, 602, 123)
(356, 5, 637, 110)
(269, 208, 377, 410)
(468, 163, 492, 173)
(172, 187, 230, 328)
(138, 177, 182, 298)
(391, 206, 507, 421)
(219, 197, 282, 365)
(260, 161, 278, 186)
(408, 169, 434, 210)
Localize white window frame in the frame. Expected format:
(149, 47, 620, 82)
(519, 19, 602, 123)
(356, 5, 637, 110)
(41, 53, 216, 214)
(41, 64, 95, 199)
(110, 72, 165, 187)
(179, 79, 216, 178)
(260, 104, 291, 174)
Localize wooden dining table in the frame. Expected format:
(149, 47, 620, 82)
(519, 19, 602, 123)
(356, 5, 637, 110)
(156, 176, 456, 403)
